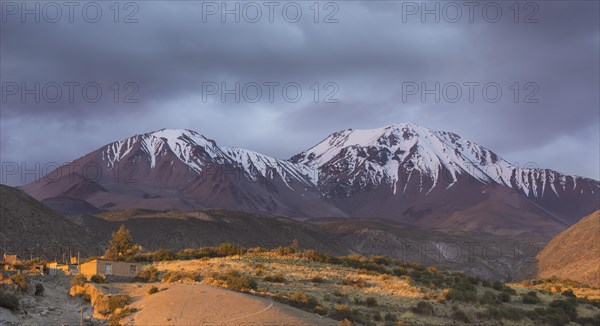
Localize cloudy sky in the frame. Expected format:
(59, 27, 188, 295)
(1, 0, 599, 185)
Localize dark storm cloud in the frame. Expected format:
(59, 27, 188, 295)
(1, 0, 598, 185)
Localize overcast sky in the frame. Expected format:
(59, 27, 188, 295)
(1, 0, 599, 185)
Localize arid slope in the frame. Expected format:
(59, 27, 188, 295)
(0, 185, 100, 257)
(537, 210, 600, 287)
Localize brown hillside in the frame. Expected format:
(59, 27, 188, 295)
(537, 210, 600, 287)
(0, 184, 100, 258)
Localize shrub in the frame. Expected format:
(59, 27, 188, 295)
(534, 307, 570, 326)
(373, 312, 382, 321)
(452, 309, 471, 323)
(338, 319, 353, 326)
(342, 277, 366, 288)
(393, 267, 408, 276)
(365, 296, 378, 307)
(147, 286, 159, 295)
(357, 268, 378, 276)
(310, 276, 325, 283)
(380, 274, 393, 281)
(108, 294, 131, 312)
(561, 289, 576, 298)
(90, 274, 107, 284)
(369, 255, 392, 266)
(329, 305, 368, 324)
(330, 304, 352, 320)
(549, 299, 577, 321)
(0, 291, 19, 310)
(410, 269, 430, 283)
(10, 274, 29, 292)
(498, 291, 511, 303)
(152, 249, 177, 261)
(493, 281, 514, 292)
(478, 306, 526, 321)
(226, 273, 257, 291)
(479, 291, 497, 304)
(427, 266, 439, 273)
(263, 272, 286, 283)
(314, 304, 327, 315)
(410, 262, 425, 271)
(162, 270, 201, 283)
(108, 306, 137, 326)
(303, 249, 327, 262)
(522, 296, 539, 304)
(216, 243, 244, 256)
(71, 274, 87, 287)
(34, 283, 44, 296)
(522, 291, 542, 304)
(446, 288, 477, 302)
(275, 246, 296, 256)
(575, 315, 600, 326)
(288, 291, 319, 310)
(134, 266, 159, 282)
(412, 301, 434, 315)
(384, 312, 397, 321)
(503, 286, 517, 295)
(452, 278, 476, 292)
(333, 289, 347, 297)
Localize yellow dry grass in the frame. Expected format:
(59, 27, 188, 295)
(94, 251, 600, 325)
(153, 252, 439, 324)
(510, 280, 600, 301)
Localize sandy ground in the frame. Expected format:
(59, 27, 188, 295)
(121, 283, 336, 325)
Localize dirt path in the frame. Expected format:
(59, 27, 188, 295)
(121, 283, 335, 325)
(0, 276, 96, 326)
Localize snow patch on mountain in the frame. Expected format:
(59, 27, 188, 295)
(222, 147, 315, 188)
(101, 129, 225, 172)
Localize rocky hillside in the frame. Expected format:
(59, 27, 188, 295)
(67, 209, 347, 255)
(0, 184, 544, 281)
(0, 185, 100, 258)
(65, 209, 541, 282)
(536, 210, 600, 287)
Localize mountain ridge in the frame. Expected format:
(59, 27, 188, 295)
(20, 123, 600, 236)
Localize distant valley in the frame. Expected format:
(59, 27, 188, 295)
(0, 184, 554, 282)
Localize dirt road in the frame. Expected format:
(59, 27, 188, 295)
(0, 275, 95, 326)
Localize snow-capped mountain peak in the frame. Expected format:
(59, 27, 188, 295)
(99, 129, 314, 187)
(101, 129, 225, 172)
(290, 123, 476, 192)
(290, 123, 598, 198)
